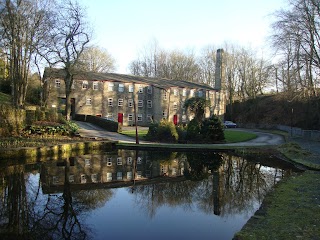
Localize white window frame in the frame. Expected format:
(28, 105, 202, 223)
(128, 99, 133, 107)
(118, 83, 124, 92)
(182, 115, 187, 123)
(127, 157, 132, 165)
(93, 81, 99, 90)
(173, 102, 178, 110)
(117, 172, 123, 180)
(117, 157, 122, 165)
(108, 98, 113, 107)
(162, 110, 167, 119)
(138, 100, 143, 108)
(129, 85, 134, 93)
(82, 80, 89, 89)
(107, 157, 112, 166)
(108, 82, 114, 91)
(147, 86, 152, 94)
(86, 97, 92, 105)
(128, 114, 133, 121)
(182, 89, 187, 96)
(173, 88, 178, 96)
(147, 114, 153, 122)
(118, 98, 123, 107)
(190, 89, 195, 97)
(163, 90, 167, 100)
(55, 79, 61, 88)
(147, 100, 152, 108)
(137, 114, 143, 122)
(138, 85, 144, 93)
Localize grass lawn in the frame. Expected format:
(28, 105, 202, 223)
(120, 128, 257, 143)
(224, 129, 257, 143)
(120, 129, 148, 139)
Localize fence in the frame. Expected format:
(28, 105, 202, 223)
(238, 123, 320, 141)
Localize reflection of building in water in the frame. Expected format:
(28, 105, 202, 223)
(41, 150, 189, 190)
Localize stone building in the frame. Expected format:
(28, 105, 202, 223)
(43, 50, 225, 126)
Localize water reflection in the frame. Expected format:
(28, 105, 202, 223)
(0, 149, 298, 239)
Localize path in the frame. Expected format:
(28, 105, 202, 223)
(75, 121, 285, 147)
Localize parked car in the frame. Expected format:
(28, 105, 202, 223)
(223, 121, 237, 128)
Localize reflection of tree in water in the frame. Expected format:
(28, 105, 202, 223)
(131, 181, 200, 218)
(0, 159, 115, 240)
(129, 151, 291, 219)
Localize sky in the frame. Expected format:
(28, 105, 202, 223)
(79, 0, 287, 74)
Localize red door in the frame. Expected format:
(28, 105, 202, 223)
(118, 113, 123, 125)
(173, 115, 178, 125)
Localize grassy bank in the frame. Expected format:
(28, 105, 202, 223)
(234, 170, 320, 239)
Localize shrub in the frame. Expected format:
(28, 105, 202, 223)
(200, 115, 225, 143)
(186, 119, 201, 142)
(146, 120, 178, 143)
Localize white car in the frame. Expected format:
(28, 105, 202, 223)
(224, 121, 237, 128)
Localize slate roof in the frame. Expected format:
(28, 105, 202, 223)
(43, 67, 218, 91)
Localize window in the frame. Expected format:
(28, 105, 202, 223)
(118, 98, 123, 107)
(81, 174, 87, 183)
(138, 100, 143, 108)
(85, 159, 91, 167)
(128, 114, 133, 121)
(107, 157, 112, 166)
(86, 97, 92, 105)
(147, 86, 152, 94)
(106, 172, 112, 181)
(127, 157, 132, 165)
(162, 110, 167, 119)
(147, 114, 153, 122)
(82, 81, 89, 89)
(138, 85, 143, 93)
(128, 99, 133, 107)
(137, 157, 142, 164)
(55, 79, 61, 88)
(137, 114, 143, 121)
(93, 82, 98, 90)
(106, 113, 113, 119)
(147, 100, 152, 108)
(163, 90, 167, 100)
(173, 102, 178, 110)
(108, 82, 114, 91)
(190, 89, 195, 97)
(182, 89, 187, 96)
(182, 115, 187, 123)
(108, 98, 113, 107)
(173, 88, 178, 96)
(117, 172, 123, 180)
(198, 90, 204, 97)
(118, 83, 124, 92)
(69, 175, 74, 183)
(117, 157, 122, 165)
(91, 174, 98, 183)
(129, 85, 134, 93)
(127, 172, 133, 180)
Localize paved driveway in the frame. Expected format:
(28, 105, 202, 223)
(75, 121, 285, 147)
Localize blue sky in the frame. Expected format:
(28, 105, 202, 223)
(80, 0, 287, 73)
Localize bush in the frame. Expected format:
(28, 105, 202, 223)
(186, 119, 201, 142)
(146, 120, 179, 143)
(200, 115, 225, 143)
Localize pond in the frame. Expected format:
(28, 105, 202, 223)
(0, 148, 299, 240)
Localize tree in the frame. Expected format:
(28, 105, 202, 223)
(0, 0, 51, 108)
(76, 45, 116, 73)
(42, 0, 90, 120)
(184, 97, 210, 123)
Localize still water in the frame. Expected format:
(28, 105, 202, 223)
(0, 149, 298, 240)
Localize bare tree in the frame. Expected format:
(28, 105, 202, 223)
(76, 45, 116, 73)
(0, 0, 51, 108)
(42, 0, 90, 120)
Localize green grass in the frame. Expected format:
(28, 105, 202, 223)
(224, 129, 257, 143)
(120, 129, 148, 139)
(234, 171, 320, 239)
(120, 128, 257, 143)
